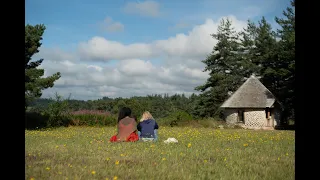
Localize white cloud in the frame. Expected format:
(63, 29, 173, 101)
(118, 59, 156, 76)
(78, 37, 153, 61)
(99, 16, 124, 33)
(123, 0, 161, 17)
(39, 15, 248, 100)
(79, 15, 246, 61)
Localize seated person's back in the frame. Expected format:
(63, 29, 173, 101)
(138, 111, 159, 140)
(109, 107, 139, 142)
(117, 116, 137, 141)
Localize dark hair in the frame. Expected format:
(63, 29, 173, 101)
(118, 107, 132, 122)
(131, 115, 137, 122)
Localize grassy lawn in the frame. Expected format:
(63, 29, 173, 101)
(25, 126, 295, 180)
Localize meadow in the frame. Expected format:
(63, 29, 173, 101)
(25, 126, 295, 180)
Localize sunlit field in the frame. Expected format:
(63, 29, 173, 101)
(25, 127, 295, 180)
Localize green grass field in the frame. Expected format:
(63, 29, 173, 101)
(25, 127, 295, 180)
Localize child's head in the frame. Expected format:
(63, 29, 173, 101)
(140, 111, 154, 122)
(118, 107, 132, 122)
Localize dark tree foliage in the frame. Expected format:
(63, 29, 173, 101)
(194, 1, 295, 121)
(271, 0, 295, 121)
(29, 94, 201, 119)
(195, 18, 246, 118)
(25, 24, 61, 109)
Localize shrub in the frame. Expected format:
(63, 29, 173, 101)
(157, 110, 193, 126)
(69, 110, 117, 126)
(25, 112, 50, 129)
(44, 93, 72, 127)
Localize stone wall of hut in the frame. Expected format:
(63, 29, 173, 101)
(224, 109, 238, 124)
(243, 109, 266, 128)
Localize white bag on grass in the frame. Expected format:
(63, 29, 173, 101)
(164, 137, 178, 144)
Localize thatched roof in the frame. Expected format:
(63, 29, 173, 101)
(220, 75, 278, 108)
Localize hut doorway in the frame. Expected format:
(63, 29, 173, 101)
(238, 110, 244, 123)
(265, 108, 273, 127)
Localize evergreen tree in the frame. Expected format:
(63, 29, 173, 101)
(272, 0, 295, 121)
(239, 20, 260, 76)
(195, 18, 244, 117)
(25, 24, 61, 109)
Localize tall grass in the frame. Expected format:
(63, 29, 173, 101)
(25, 127, 295, 180)
(70, 110, 117, 126)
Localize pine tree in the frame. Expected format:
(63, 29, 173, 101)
(25, 24, 61, 109)
(239, 20, 261, 76)
(195, 18, 244, 117)
(272, 0, 295, 121)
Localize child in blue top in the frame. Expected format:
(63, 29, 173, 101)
(137, 111, 159, 141)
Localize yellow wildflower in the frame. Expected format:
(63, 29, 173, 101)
(91, 171, 96, 175)
(113, 176, 118, 180)
(115, 160, 120, 165)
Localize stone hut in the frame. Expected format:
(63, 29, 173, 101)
(220, 75, 282, 129)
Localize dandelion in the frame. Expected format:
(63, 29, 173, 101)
(46, 167, 50, 170)
(91, 171, 96, 175)
(243, 143, 248, 147)
(106, 157, 110, 161)
(113, 176, 118, 180)
(115, 160, 120, 165)
(188, 143, 192, 148)
(30, 177, 35, 180)
(120, 154, 125, 157)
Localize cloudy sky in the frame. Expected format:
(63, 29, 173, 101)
(26, 0, 291, 100)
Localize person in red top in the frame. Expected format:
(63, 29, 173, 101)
(110, 107, 139, 142)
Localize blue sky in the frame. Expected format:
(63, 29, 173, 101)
(26, 0, 292, 100)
